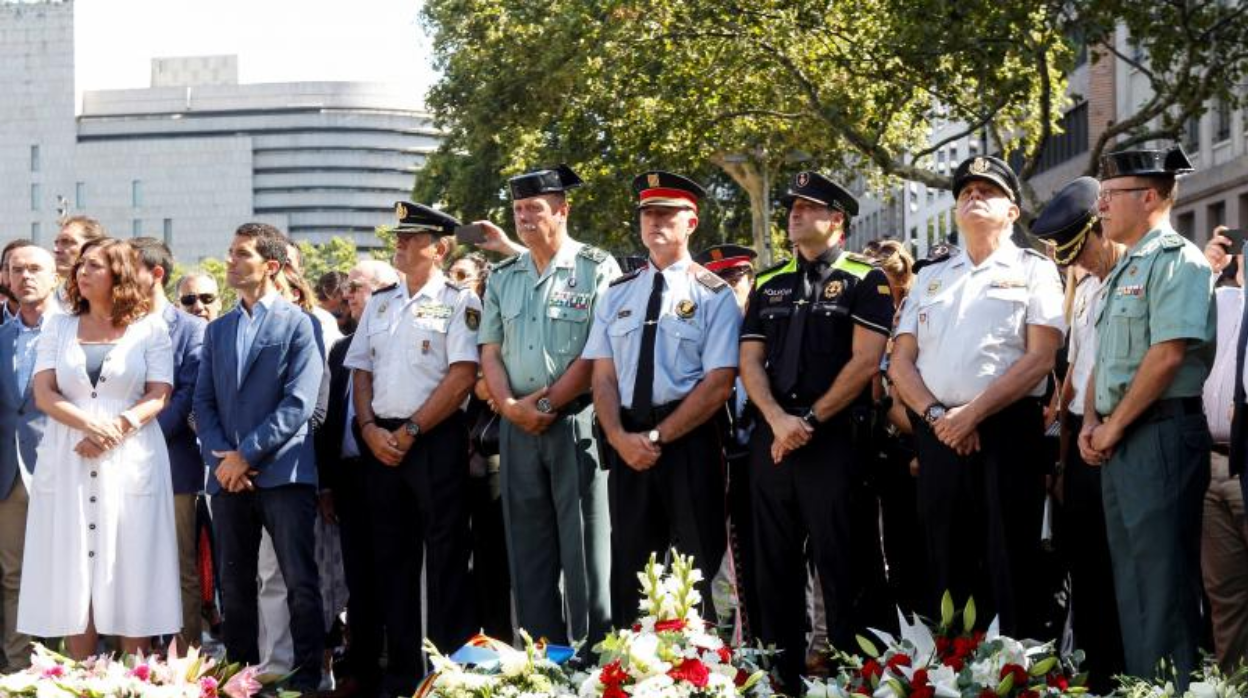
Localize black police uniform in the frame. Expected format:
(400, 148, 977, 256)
(741, 172, 895, 688)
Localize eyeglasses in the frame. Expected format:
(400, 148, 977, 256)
(345, 281, 366, 292)
(180, 293, 217, 306)
(1097, 187, 1152, 203)
(448, 269, 477, 283)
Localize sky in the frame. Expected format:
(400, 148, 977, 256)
(73, 0, 439, 104)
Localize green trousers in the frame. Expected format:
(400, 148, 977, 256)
(500, 405, 611, 648)
(1102, 412, 1210, 687)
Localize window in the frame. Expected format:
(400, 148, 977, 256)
(131, 180, 143, 208)
(75, 182, 85, 209)
(1215, 99, 1232, 143)
(30, 222, 40, 240)
(1177, 211, 1196, 240)
(1183, 116, 1201, 152)
(132, 219, 142, 237)
(163, 218, 173, 246)
(1209, 201, 1227, 229)
(30, 145, 39, 173)
(29, 184, 39, 211)
(1006, 103, 1089, 175)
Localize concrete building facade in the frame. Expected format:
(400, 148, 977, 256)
(1, 0, 440, 263)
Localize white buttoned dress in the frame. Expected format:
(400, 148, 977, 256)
(17, 313, 181, 637)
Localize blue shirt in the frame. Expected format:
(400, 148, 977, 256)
(235, 290, 281, 385)
(14, 314, 45, 397)
(582, 257, 742, 408)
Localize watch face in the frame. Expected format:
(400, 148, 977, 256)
(537, 398, 553, 414)
(405, 422, 420, 437)
(648, 429, 660, 444)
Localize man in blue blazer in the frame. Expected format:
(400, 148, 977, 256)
(193, 223, 325, 692)
(132, 238, 207, 649)
(0, 243, 58, 669)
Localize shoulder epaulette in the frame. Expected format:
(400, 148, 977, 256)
(372, 283, 399, 296)
(833, 252, 876, 278)
(1159, 233, 1186, 251)
(912, 251, 953, 273)
(445, 280, 464, 292)
(578, 245, 609, 263)
(692, 265, 728, 293)
(754, 256, 797, 287)
(609, 268, 643, 287)
(1021, 247, 1049, 260)
(491, 256, 520, 272)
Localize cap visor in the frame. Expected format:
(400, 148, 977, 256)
(637, 198, 697, 210)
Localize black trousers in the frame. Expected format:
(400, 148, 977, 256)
(334, 455, 384, 688)
(606, 414, 726, 625)
(874, 434, 926, 617)
(469, 463, 513, 644)
(1059, 412, 1124, 695)
(212, 485, 324, 691)
(725, 445, 762, 642)
(911, 398, 1046, 639)
(362, 413, 475, 696)
(750, 413, 876, 688)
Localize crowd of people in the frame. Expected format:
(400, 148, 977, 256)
(0, 145, 1240, 697)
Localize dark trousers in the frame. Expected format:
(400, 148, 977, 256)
(874, 435, 926, 617)
(363, 413, 475, 696)
(911, 398, 1046, 639)
(1059, 412, 1124, 695)
(470, 465, 513, 644)
(212, 485, 324, 691)
(1102, 409, 1209, 686)
(725, 447, 761, 642)
(606, 415, 726, 625)
(335, 455, 383, 688)
(750, 414, 875, 688)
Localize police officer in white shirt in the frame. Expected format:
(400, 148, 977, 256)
(889, 155, 1066, 639)
(583, 171, 743, 623)
(344, 202, 481, 696)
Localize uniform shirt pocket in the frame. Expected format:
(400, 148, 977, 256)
(408, 317, 450, 362)
(606, 313, 643, 364)
(658, 314, 704, 375)
(1107, 298, 1147, 358)
(546, 305, 591, 356)
(915, 296, 948, 345)
(983, 286, 1028, 337)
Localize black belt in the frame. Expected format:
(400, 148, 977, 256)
(1213, 443, 1231, 456)
(374, 417, 411, 430)
(559, 394, 593, 416)
(1137, 396, 1203, 423)
(622, 401, 681, 430)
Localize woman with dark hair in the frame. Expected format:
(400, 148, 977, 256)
(18, 238, 178, 658)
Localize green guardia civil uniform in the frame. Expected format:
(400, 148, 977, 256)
(1093, 224, 1215, 684)
(478, 238, 620, 647)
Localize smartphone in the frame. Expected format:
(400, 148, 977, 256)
(1221, 228, 1244, 256)
(455, 223, 489, 245)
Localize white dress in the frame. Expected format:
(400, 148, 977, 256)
(17, 313, 181, 637)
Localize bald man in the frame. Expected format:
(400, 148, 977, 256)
(0, 244, 59, 668)
(177, 272, 224, 322)
(314, 259, 398, 695)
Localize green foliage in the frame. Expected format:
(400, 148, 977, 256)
(296, 237, 359, 286)
(418, 0, 1248, 228)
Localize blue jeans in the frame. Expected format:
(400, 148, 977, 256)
(212, 485, 323, 691)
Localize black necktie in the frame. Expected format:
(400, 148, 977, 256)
(631, 272, 665, 412)
(775, 265, 819, 397)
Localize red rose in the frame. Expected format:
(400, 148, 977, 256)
(603, 686, 628, 698)
(978, 690, 998, 698)
(936, 637, 951, 656)
(1020, 691, 1040, 698)
(944, 656, 966, 671)
(861, 659, 883, 680)
(717, 647, 733, 664)
(669, 658, 711, 688)
(1047, 675, 1070, 690)
(999, 664, 1028, 687)
(885, 654, 912, 671)
(655, 619, 687, 632)
(735, 668, 750, 687)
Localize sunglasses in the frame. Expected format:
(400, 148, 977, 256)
(180, 293, 217, 306)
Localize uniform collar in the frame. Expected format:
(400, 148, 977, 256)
(550, 238, 584, 270)
(798, 246, 840, 273)
(651, 255, 692, 283)
(404, 269, 447, 302)
(954, 236, 1021, 271)
(1126, 225, 1174, 258)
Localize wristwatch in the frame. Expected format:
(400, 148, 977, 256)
(647, 429, 662, 445)
(801, 408, 820, 426)
(923, 403, 948, 425)
(536, 397, 554, 414)
(404, 420, 422, 438)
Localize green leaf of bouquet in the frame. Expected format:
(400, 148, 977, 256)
(1029, 657, 1057, 676)
(887, 678, 906, 697)
(996, 673, 1015, 695)
(871, 673, 881, 689)
(963, 597, 977, 634)
(940, 591, 955, 629)
(856, 635, 880, 658)
(1074, 672, 1089, 687)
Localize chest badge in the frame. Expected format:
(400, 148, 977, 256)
(927, 280, 941, 295)
(567, 276, 578, 288)
(823, 280, 843, 300)
(377, 301, 389, 315)
(676, 299, 697, 319)
(421, 339, 431, 355)
(1128, 266, 1138, 276)
(618, 309, 632, 319)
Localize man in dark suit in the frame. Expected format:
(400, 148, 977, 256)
(131, 237, 207, 649)
(193, 223, 325, 692)
(313, 260, 398, 696)
(0, 243, 56, 670)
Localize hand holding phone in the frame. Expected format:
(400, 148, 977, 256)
(455, 223, 489, 245)
(1220, 228, 1244, 256)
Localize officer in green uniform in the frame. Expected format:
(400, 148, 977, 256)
(1078, 145, 1214, 685)
(477, 164, 620, 648)
(740, 172, 894, 689)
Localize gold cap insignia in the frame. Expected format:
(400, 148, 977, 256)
(647, 173, 661, 188)
(969, 158, 990, 175)
(676, 299, 696, 318)
(797, 172, 810, 187)
(824, 280, 843, 299)
(395, 202, 409, 219)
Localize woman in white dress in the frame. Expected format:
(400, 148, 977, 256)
(17, 238, 180, 658)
